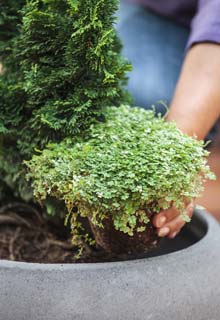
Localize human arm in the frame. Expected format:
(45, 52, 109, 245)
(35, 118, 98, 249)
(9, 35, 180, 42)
(167, 43, 220, 139)
(153, 42, 220, 238)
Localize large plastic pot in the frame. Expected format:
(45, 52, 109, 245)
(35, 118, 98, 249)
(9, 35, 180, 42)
(0, 208, 220, 320)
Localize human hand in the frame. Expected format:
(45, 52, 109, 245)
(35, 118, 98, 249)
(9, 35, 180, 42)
(152, 203, 194, 239)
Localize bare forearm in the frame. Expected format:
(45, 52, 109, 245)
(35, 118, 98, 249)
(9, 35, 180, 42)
(167, 43, 220, 140)
(155, 43, 220, 237)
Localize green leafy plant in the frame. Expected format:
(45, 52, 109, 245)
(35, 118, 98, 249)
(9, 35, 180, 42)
(26, 105, 214, 254)
(0, 0, 131, 202)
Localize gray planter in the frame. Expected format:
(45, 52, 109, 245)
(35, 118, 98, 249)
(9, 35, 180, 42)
(0, 208, 220, 320)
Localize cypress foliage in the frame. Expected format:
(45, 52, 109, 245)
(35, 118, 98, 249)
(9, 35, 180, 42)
(0, 0, 131, 201)
(0, 0, 25, 134)
(0, 0, 26, 200)
(0, 0, 24, 71)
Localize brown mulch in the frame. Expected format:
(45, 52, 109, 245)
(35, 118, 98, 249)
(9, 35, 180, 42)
(0, 202, 83, 263)
(0, 202, 129, 263)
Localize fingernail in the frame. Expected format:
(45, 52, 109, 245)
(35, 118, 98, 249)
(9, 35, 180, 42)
(170, 232, 177, 239)
(158, 227, 170, 237)
(157, 216, 167, 227)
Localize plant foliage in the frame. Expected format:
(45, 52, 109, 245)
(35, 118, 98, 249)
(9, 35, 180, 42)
(0, 0, 215, 253)
(0, 0, 131, 201)
(26, 105, 214, 244)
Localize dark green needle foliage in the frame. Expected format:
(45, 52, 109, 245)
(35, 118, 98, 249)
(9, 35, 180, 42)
(0, 0, 26, 135)
(0, 0, 131, 201)
(26, 106, 214, 245)
(0, 0, 26, 200)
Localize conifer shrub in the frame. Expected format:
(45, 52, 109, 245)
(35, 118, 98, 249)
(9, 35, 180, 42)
(0, 0, 131, 202)
(0, 0, 26, 200)
(26, 106, 214, 254)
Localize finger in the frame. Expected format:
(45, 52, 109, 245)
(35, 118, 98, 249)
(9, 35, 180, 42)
(157, 215, 186, 237)
(153, 207, 179, 228)
(153, 201, 195, 229)
(168, 230, 181, 239)
(157, 205, 194, 238)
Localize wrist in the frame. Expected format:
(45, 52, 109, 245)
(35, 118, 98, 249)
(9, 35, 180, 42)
(165, 110, 200, 139)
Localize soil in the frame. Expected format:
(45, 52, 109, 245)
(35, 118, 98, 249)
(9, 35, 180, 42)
(0, 202, 158, 264)
(89, 213, 159, 255)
